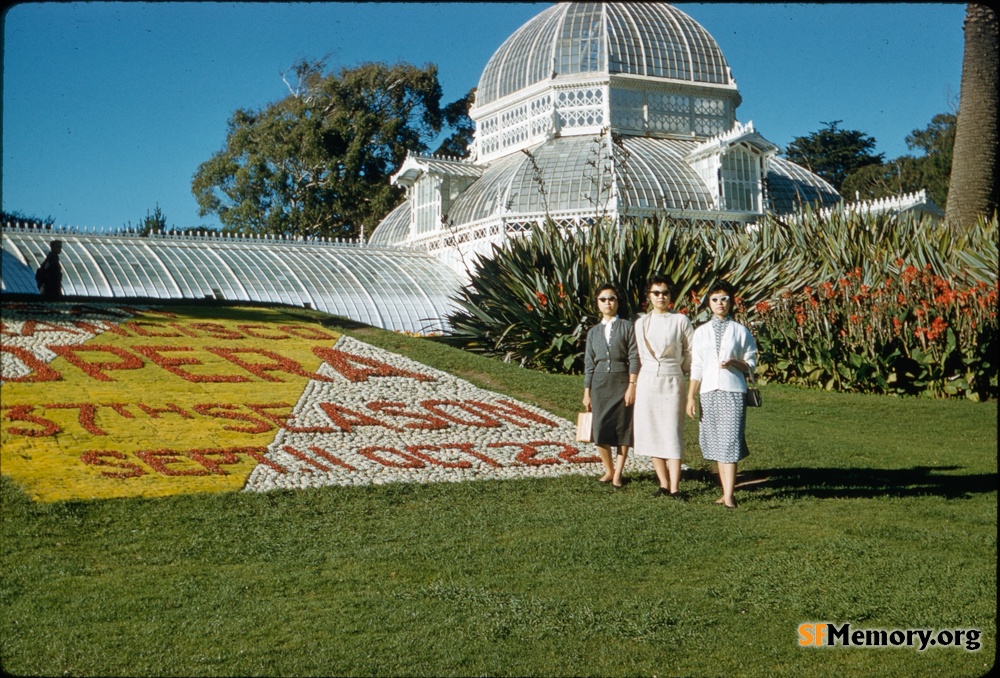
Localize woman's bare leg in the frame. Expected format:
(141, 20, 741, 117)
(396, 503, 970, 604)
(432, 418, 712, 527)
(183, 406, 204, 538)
(612, 446, 628, 487)
(667, 458, 682, 494)
(597, 445, 614, 482)
(718, 462, 737, 507)
(652, 457, 669, 490)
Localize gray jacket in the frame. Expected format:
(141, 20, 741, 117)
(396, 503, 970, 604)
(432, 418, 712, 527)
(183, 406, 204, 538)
(583, 318, 640, 388)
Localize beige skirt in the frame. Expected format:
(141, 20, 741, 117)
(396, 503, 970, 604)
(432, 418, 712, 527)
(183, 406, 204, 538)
(632, 371, 685, 459)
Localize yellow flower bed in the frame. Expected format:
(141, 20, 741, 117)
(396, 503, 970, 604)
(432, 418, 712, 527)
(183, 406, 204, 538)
(1, 302, 338, 501)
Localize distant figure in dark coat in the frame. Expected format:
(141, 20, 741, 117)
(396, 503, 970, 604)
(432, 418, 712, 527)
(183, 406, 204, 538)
(35, 240, 64, 298)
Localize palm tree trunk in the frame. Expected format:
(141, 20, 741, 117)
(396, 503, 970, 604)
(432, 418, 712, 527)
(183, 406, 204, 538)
(945, 4, 999, 230)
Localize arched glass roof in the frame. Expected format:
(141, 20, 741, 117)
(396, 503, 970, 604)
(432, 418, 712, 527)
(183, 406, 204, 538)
(371, 134, 841, 246)
(766, 156, 841, 213)
(443, 135, 718, 226)
(1, 230, 462, 334)
(476, 2, 733, 107)
(367, 202, 410, 247)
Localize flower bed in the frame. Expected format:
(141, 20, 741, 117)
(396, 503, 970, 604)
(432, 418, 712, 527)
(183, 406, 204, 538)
(754, 265, 999, 399)
(242, 335, 636, 493)
(2, 302, 617, 501)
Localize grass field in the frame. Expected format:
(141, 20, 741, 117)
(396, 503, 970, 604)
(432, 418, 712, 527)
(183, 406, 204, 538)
(2, 307, 996, 676)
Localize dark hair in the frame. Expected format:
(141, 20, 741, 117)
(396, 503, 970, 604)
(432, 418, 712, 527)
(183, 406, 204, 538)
(645, 274, 672, 297)
(594, 283, 629, 316)
(595, 282, 619, 299)
(702, 280, 736, 309)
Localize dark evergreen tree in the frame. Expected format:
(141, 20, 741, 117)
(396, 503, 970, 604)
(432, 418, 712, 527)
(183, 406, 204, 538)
(434, 88, 476, 158)
(783, 120, 884, 193)
(841, 113, 955, 206)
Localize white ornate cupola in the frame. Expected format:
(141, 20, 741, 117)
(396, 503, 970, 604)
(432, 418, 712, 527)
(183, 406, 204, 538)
(685, 121, 777, 214)
(470, 2, 742, 164)
(391, 153, 484, 238)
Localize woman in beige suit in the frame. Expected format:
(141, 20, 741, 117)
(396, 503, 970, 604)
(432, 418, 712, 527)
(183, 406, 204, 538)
(632, 275, 694, 498)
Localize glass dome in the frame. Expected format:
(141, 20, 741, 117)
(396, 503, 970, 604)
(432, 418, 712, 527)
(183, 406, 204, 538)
(476, 2, 734, 108)
(371, 2, 842, 262)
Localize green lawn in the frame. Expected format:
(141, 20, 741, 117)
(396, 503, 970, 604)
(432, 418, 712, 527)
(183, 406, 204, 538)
(2, 310, 996, 677)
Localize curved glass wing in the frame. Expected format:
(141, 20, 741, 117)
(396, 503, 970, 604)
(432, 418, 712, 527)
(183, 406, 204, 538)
(1, 231, 461, 334)
(766, 156, 842, 214)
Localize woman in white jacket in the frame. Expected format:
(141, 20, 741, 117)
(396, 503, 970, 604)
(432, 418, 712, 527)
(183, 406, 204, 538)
(686, 281, 757, 509)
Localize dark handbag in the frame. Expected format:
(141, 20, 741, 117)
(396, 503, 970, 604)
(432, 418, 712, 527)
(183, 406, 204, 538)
(744, 369, 762, 407)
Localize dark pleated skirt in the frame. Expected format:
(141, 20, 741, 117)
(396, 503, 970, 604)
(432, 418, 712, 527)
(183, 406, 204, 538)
(591, 371, 633, 447)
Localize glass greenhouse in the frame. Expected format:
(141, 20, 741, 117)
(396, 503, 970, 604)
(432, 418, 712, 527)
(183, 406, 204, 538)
(2, 2, 940, 331)
(371, 2, 845, 267)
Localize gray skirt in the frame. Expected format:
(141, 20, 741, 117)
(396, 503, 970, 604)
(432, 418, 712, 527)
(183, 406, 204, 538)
(591, 371, 633, 447)
(699, 390, 748, 463)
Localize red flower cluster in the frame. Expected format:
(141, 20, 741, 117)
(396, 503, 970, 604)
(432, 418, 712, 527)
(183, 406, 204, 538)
(754, 261, 998, 398)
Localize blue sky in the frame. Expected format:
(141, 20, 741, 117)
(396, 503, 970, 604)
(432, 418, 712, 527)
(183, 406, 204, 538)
(2, 2, 966, 232)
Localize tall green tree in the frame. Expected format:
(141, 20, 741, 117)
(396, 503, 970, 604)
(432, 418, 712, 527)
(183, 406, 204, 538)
(192, 60, 449, 239)
(945, 3, 999, 229)
(782, 120, 884, 193)
(841, 112, 955, 206)
(434, 88, 476, 158)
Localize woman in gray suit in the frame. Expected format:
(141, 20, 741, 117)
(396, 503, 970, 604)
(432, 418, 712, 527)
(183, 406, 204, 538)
(583, 283, 639, 488)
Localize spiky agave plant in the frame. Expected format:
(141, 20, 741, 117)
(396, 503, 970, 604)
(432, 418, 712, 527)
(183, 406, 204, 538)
(754, 208, 997, 288)
(444, 216, 783, 372)
(443, 207, 997, 376)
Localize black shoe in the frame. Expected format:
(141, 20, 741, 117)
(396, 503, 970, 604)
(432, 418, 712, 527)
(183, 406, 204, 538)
(668, 491, 686, 501)
(652, 487, 669, 498)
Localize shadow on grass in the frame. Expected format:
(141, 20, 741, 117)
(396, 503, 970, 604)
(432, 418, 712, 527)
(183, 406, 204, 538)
(733, 466, 997, 501)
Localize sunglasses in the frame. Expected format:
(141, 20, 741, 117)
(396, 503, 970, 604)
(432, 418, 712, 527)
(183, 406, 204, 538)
(710, 296, 731, 303)
(649, 290, 669, 297)
(597, 296, 617, 303)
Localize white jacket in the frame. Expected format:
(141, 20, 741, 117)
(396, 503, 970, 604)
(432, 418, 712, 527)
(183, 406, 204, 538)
(690, 319, 758, 393)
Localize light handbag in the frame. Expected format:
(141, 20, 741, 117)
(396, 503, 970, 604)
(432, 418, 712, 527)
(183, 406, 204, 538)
(744, 369, 762, 408)
(575, 411, 593, 442)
